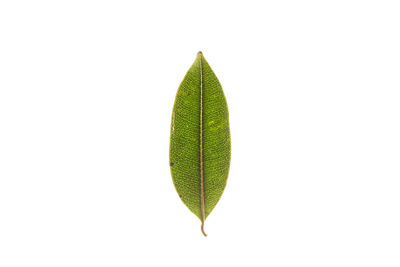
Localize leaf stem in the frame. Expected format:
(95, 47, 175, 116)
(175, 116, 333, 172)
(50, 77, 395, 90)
(201, 222, 207, 237)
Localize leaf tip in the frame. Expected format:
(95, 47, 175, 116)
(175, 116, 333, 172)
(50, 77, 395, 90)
(197, 51, 203, 56)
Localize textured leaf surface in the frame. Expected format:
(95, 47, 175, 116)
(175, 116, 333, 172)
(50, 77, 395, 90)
(169, 52, 231, 236)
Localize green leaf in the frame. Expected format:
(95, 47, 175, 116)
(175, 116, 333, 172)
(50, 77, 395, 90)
(169, 52, 231, 236)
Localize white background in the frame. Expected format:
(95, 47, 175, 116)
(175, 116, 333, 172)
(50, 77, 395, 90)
(1, 0, 399, 266)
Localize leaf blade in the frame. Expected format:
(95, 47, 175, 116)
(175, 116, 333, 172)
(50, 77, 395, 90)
(169, 52, 231, 236)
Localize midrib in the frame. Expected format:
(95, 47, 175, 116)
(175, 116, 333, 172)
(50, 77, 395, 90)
(199, 53, 207, 237)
